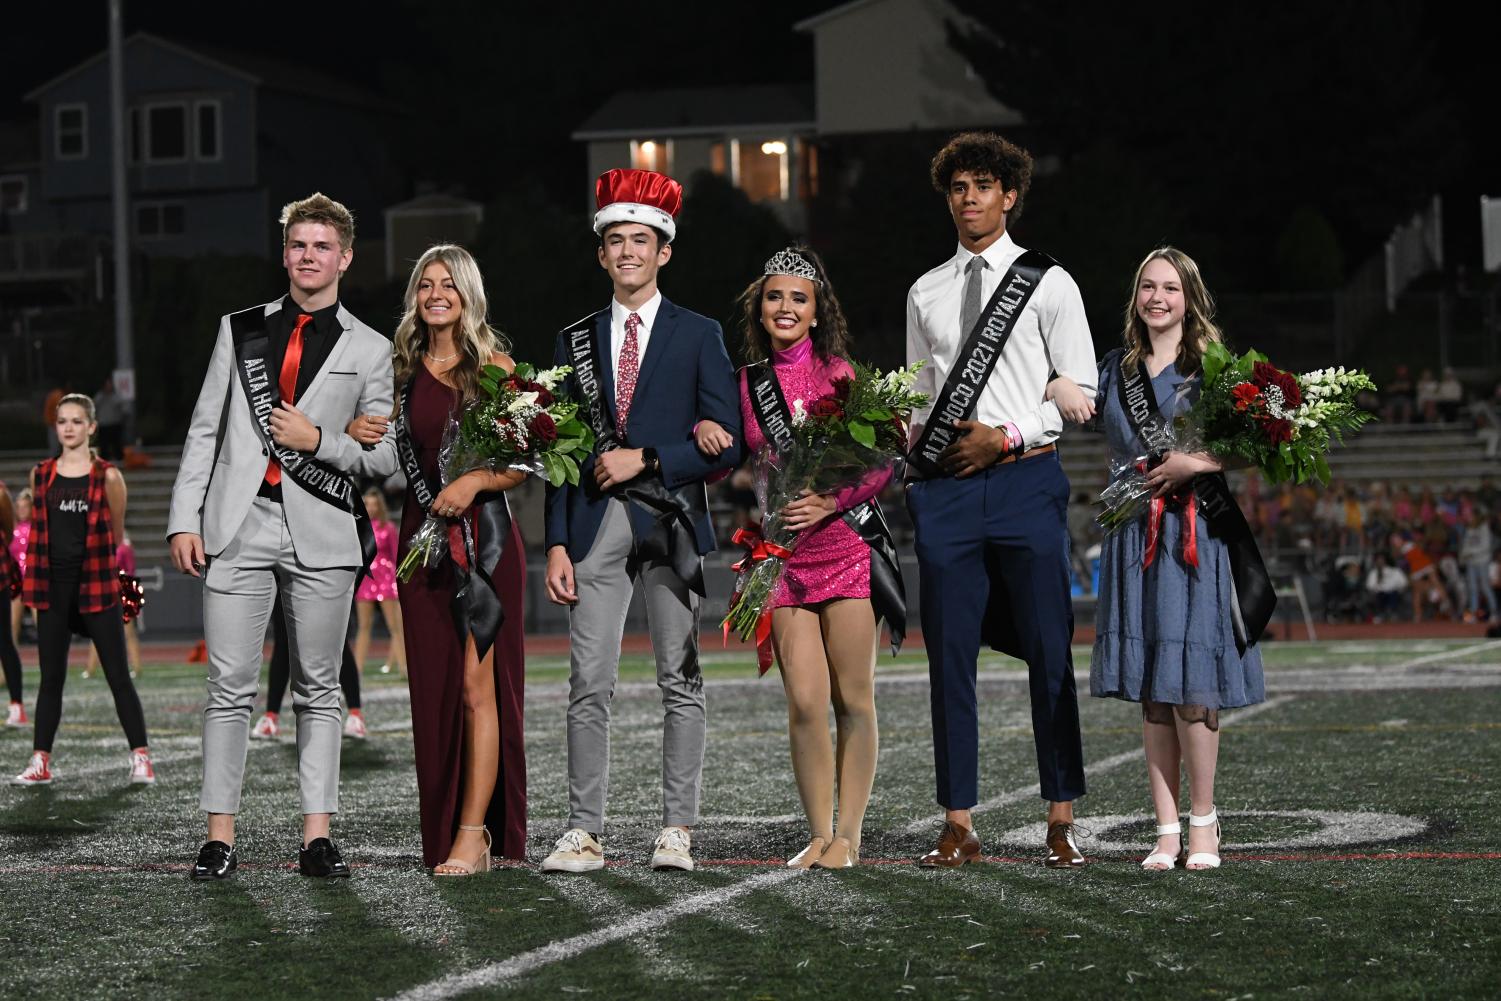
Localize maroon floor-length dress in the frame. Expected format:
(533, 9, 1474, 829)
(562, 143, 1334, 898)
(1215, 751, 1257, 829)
(398, 363, 528, 865)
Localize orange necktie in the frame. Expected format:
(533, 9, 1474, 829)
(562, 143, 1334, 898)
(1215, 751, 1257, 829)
(264, 313, 313, 486)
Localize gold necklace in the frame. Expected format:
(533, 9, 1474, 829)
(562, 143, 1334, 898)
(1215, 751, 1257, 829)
(425, 350, 458, 363)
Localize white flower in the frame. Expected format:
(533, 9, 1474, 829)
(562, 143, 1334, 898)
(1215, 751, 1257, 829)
(792, 399, 807, 425)
(534, 365, 570, 390)
(507, 391, 540, 415)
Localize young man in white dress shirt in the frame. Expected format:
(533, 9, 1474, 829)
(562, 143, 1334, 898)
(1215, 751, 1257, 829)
(904, 132, 1098, 869)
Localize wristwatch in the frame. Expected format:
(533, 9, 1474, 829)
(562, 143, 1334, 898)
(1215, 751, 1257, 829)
(641, 447, 660, 474)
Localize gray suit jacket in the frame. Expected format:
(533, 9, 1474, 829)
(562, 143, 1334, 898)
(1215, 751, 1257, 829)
(167, 300, 399, 568)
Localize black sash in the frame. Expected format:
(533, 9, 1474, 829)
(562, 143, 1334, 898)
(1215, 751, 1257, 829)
(228, 306, 375, 586)
(396, 377, 513, 660)
(1114, 355, 1276, 652)
(745, 363, 906, 653)
(563, 312, 707, 595)
(907, 249, 1055, 477)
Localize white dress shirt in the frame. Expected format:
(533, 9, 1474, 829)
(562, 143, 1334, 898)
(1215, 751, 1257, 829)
(610, 290, 663, 383)
(906, 230, 1097, 450)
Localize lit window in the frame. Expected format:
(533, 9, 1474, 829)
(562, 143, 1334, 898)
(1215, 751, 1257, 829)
(146, 104, 188, 162)
(55, 104, 87, 160)
(136, 202, 185, 238)
(0, 175, 27, 214)
(631, 139, 670, 173)
(196, 100, 221, 160)
(738, 137, 788, 202)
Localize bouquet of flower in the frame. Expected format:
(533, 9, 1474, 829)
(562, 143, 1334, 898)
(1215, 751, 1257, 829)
(723, 361, 927, 649)
(397, 363, 593, 581)
(1098, 344, 1376, 534)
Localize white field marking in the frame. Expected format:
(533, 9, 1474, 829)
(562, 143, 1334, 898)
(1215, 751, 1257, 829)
(1392, 639, 1501, 668)
(383, 868, 799, 1001)
(993, 809, 1428, 853)
(895, 695, 1296, 837)
(5, 738, 278, 784)
(527, 813, 802, 828)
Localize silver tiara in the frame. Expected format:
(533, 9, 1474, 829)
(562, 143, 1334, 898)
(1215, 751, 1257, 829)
(764, 248, 822, 285)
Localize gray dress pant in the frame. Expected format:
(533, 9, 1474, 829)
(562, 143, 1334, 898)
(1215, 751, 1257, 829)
(568, 499, 704, 832)
(200, 497, 356, 815)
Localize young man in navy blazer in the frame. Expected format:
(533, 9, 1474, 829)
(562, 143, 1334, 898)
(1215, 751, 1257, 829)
(542, 169, 740, 873)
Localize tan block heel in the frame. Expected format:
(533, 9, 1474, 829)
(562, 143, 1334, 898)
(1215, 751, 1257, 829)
(434, 824, 492, 876)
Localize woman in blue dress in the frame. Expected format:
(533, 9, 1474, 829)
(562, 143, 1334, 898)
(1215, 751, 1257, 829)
(1049, 246, 1265, 871)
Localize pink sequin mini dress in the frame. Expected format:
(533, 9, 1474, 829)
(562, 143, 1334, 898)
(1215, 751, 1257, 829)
(740, 338, 890, 611)
(356, 519, 399, 602)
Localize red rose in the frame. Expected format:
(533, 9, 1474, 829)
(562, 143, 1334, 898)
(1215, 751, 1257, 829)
(528, 411, 558, 443)
(809, 396, 844, 420)
(1264, 418, 1294, 444)
(1252, 361, 1302, 409)
(1231, 382, 1260, 412)
(830, 375, 853, 402)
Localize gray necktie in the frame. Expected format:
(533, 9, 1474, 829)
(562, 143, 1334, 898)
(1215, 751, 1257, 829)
(961, 255, 987, 338)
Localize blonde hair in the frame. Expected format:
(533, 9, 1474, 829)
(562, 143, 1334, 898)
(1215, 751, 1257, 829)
(393, 245, 509, 407)
(362, 487, 389, 521)
(280, 192, 355, 249)
(56, 392, 97, 425)
(1121, 246, 1224, 376)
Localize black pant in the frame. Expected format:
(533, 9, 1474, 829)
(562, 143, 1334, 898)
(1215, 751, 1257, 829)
(0, 591, 22, 704)
(34, 569, 149, 753)
(265, 593, 361, 714)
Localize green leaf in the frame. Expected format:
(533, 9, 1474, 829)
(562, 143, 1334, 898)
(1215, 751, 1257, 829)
(562, 453, 580, 486)
(848, 419, 876, 449)
(513, 361, 535, 380)
(542, 451, 565, 487)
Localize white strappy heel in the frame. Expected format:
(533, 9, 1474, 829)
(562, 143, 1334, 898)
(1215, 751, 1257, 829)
(1185, 809, 1222, 869)
(1140, 821, 1184, 870)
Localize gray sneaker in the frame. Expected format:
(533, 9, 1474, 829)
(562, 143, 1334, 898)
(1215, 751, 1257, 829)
(541, 828, 604, 873)
(651, 827, 694, 871)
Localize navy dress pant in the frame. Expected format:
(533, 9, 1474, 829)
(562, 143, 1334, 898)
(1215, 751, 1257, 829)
(907, 451, 1086, 808)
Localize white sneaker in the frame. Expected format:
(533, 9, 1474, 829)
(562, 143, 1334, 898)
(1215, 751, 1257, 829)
(128, 749, 155, 785)
(250, 713, 279, 739)
(343, 711, 367, 740)
(5, 701, 25, 727)
(13, 751, 52, 785)
(540, 828, 605, 873)
(651, 827, 694, 871)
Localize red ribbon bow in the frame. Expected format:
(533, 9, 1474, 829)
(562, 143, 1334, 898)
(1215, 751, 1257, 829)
(725, 525, 795, 674)
(1137, 461, 1199, 570)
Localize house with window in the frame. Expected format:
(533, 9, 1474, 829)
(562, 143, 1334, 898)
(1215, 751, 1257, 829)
(573, 84, 816, 231)
(20, 32, 407, 263)
(572, 0, 1020, 233)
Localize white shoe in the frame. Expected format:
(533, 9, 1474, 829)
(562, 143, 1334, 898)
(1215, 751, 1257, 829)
(651, 827, 694, 872)
(5, 701, 25, 727)
(541, 828, 605, 873)
(1141, 821, 1183, 870)
(379, 663, 391, 675)
(13, 751, 53, 785)
(250, 713, 279, 739)
(1185, 809, 1222, 869)
(128, 749, 155, 785)
(343, 712, 367, 740)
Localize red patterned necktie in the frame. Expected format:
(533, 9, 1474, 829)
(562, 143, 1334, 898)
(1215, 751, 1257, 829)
(616, 311, 641, 433)
(264, 312, 313, 486)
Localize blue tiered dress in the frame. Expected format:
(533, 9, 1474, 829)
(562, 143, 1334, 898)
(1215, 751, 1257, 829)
(1089, 358, 1265, 718)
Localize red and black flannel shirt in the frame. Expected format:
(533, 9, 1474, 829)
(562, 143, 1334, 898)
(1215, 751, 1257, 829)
(22, 458, 119, 612)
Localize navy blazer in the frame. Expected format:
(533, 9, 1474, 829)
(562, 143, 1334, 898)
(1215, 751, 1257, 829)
(544, 296, 742, 562)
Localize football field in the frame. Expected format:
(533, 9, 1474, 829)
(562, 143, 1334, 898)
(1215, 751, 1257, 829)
(2, 638, 1499, 1000)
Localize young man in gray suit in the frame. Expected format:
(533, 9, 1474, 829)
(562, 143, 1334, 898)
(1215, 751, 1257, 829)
(168, 193, 398, 880)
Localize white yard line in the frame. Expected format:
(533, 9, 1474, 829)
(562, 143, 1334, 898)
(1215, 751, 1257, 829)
(383, 868, 799, 1001)
(1393, 638, 1501, 668)
(896, 694, 1297, 836)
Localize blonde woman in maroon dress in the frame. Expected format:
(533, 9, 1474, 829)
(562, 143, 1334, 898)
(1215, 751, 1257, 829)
(354, 245, 527, 874)
(697, 247, 893, 869)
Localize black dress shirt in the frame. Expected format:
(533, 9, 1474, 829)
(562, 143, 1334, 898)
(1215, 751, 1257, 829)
(268, 296, 345, 403)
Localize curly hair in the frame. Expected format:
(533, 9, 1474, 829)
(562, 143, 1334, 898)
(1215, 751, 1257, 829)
(735, 246, 851, 365)
(279, 192, 355, 249)
(393, 244, 510, 408)
(929, 131, 1034, 222)
(1120, 247, 1225, 377)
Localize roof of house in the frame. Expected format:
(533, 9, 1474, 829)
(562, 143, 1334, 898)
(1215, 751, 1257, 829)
(793, 0, 883, 32)
(573, 84, 814, 140)
(26, 33, 399, 113)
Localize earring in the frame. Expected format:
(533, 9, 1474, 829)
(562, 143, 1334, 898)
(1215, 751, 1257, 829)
(811, 320, 818, 327)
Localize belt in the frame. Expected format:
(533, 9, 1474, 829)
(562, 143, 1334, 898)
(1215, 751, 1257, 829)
(995, 442, 1057, 467)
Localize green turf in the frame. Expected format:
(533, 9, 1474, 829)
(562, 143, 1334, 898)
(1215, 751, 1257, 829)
(1, 639, 1498, 999)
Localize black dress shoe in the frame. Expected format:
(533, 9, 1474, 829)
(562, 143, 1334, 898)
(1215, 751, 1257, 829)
(299, 837, 351, 878)
(191, 840, 238, 881)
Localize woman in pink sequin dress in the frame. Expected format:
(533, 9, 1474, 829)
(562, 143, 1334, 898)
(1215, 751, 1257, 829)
(353, 489, 406, 678)
(697, 246, 889, 870)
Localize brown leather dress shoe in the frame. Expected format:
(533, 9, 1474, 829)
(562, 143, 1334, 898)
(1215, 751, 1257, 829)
(917, 821, 981, 868)
(1044, 821, 1086, 868)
